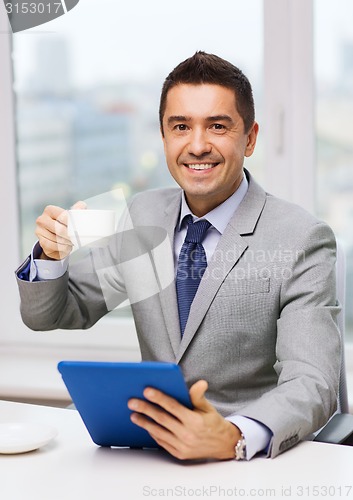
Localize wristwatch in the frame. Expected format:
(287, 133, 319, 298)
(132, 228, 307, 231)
(235, 432, 246, 460)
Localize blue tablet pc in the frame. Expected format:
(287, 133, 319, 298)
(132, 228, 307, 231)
(58, 361, 192, 449)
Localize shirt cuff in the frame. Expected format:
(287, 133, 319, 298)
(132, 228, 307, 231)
(226, 415, 272, 460)
(30, 242, 69, 281)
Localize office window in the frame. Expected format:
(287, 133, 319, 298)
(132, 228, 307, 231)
(13, 0, 264, 260)
(314, 0, 353, 340)
(3, 0, 352, 404)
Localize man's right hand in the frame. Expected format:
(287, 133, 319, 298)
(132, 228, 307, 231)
(35, 201, 86, 260)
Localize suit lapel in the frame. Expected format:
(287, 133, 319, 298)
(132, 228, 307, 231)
(176, 172, 267, 361)
(153, 191, 182, 358)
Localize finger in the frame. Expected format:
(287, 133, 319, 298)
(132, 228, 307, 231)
(37, 238, 72, 261)
(36, 224, 71, 246)
(189, 380, 213, 413)
(128, 397, 182, 427)
(140, 388, 192, 422)
(36, 206, 68, 235)
(42, 204, 66, 218)
(56, 210, 69, 227)
(36, 213, 71, 243)
(148, 432, 181, 457)
(130, 411, 174, 435)
(130, 412, 182, 451)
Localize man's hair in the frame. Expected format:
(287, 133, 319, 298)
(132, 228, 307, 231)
(159, 51, 255, 135)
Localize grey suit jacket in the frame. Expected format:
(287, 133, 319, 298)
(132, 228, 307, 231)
(16, 171, 341, 457)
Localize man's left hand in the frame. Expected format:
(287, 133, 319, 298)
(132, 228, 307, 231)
(127, 379, 241, 461)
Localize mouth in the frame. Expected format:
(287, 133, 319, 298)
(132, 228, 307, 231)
(184, 163, 219, 171)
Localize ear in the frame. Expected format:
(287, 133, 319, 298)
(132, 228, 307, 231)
(245, 121, 259, 157)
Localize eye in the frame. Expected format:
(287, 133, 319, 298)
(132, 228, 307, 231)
(174, 124, 189, 131)
(211, 123, 226, 131)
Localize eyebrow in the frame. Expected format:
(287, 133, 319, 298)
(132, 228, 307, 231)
(167, 115, 191, 125)
(206, 115, 234, 124)
(167, 114, 234, 125)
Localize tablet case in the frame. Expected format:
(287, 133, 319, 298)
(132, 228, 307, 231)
(58, 360, 192, 449)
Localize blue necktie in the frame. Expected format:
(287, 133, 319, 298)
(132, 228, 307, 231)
(176, 215, 211, 336)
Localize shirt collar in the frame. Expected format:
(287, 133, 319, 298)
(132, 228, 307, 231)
(178, 172, 248, 234)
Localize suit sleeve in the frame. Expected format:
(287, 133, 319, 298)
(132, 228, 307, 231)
(16, 243, 128, 331)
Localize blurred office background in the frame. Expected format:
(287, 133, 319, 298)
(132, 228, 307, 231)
(1, 0, 352, 406)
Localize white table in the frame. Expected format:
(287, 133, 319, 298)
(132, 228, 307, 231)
(0, 400, 352, 500)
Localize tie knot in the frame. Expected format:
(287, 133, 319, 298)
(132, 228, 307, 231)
(184, 214, 211, 244)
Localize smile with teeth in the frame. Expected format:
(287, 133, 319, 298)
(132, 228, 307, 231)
(185, 163, 218, 170)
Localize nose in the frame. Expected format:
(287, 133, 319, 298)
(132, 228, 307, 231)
(187, 128, 212, 157)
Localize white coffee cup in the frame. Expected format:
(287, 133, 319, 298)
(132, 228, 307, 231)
(67, 209, 116, 249)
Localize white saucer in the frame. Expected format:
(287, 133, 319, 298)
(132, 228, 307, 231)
(0, 422, 58, 454)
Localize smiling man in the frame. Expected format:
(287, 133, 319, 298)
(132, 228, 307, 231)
(16, 52, 341, 461)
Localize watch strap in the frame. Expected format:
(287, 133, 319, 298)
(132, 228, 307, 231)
(235, 432, 246, 460)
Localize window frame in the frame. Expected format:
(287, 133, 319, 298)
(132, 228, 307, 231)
(263, 0, 315, 213)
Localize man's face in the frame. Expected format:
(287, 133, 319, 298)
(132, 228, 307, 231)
(161, 83, 258, 217)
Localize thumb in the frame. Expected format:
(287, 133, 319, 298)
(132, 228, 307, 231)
(189, 380, 213, 412)
(71, 200, 87, 210)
